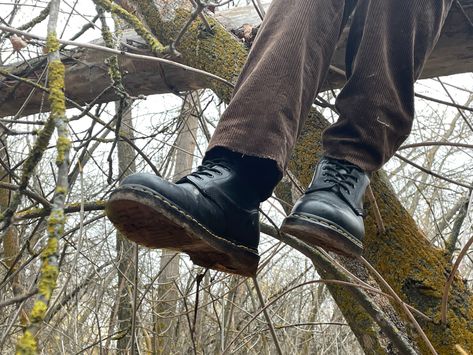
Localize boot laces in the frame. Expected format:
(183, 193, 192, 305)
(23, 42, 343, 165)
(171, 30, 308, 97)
(188, 161, 229, 180)
(320, 160, 361, 194)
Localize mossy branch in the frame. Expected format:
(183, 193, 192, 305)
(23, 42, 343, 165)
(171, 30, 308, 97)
(0, 102, 55, 233)
(92, 0, 164, 55)
(117, 0, 246, 101)
(96, 5, 125, 94)
(16, 1, 70, 352)
(18, 2, 51, 31)
(15, 200, 106, 220)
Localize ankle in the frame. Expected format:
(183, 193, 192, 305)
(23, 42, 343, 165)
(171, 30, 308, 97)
(204, 147, 282, 202)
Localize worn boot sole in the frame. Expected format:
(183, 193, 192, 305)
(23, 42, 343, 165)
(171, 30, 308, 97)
(106, 185, 259, 277)
(280, 213, 363, 257)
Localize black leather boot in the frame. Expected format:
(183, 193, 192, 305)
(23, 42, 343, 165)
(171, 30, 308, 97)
(281, 156, 370, 257)
(106, 153, 279, 277)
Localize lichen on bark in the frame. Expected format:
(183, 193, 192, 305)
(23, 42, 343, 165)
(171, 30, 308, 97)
(16, 20, 69, 353)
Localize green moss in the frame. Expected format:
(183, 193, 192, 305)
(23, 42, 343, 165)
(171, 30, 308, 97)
(327, 283, 385, 353)
(93, 0, 164, 54)
(46, 32, 60, 53)
(37, 262, 58, 301)
(15, 30, 68, 355)
(48, 60, 65, 119)
(41, 237, 58, 259)
(47, 209, 65, 236)
(55, 136, 71, 165)
(18, 2, 51, 31)
(30, 300, 48, 322)
(15, 208, 42, 219)
(15, 330, 37, 355)
(56, 137, 71, 167)
(105, 56, 122, 85)
(19, 117, 55, 191)
(55, 186, 67, 196)
(128, 1, 246, 102)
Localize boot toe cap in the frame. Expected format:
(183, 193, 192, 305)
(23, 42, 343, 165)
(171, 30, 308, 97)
(291, 192, 364, 241)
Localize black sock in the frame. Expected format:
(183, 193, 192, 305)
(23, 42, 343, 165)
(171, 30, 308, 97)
(203, 147, 282, 202)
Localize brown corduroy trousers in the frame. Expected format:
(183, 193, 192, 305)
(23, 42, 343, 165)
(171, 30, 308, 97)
(206, 0, 453, 173)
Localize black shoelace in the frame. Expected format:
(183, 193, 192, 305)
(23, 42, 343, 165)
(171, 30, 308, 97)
(309, 159, 361, 195)
(187, 161, 229, 180)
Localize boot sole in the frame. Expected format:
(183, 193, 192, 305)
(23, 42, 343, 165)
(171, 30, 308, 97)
(280, 213, 363, 257)
(106, 184, 259, 277)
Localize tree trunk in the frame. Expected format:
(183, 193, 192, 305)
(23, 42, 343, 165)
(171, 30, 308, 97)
(275, 173, 408, 354)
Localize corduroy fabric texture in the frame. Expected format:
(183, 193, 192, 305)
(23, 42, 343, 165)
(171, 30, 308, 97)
(206, 0, 452, 173)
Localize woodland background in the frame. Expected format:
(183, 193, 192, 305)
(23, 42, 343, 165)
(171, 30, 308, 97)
(0, 0, 472, 354)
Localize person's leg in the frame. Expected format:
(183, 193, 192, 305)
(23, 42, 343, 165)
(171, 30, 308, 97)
(107, 0, 351, 276)
(323, 0, 453, 172)
(206, 0, 349, 174)
(282, 0, 453, 257)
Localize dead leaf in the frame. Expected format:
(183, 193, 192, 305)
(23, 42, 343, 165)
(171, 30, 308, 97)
(10, 34, 28, 52)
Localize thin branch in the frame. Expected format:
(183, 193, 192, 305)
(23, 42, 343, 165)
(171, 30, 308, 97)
(15, 200, 105, 220)
(441, 232, 473, 324)
(252, 277, 283, 355)
(395, 153, 473, 189)
(399, 141, 473, 150)
(0, 288, 37, 309)
(415, 93, 473, 114)
(366, 185, 386, 234)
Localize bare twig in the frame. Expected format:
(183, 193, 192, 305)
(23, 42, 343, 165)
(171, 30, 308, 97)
(366, 185, 386, 234)
(415, 92, 473, 114)
(0, 288, 37, 309)
(399, 141, 473, 150)
(252, 277, 283, 355)
(395, 153, 473, 189)
(441, 231, 473, 324)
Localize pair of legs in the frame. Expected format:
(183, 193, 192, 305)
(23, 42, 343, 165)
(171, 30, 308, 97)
(208, 0, 451, 174)
(106, 0, 452, 276)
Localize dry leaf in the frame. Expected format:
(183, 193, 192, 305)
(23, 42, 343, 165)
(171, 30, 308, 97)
(10, 34, 28, 52)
